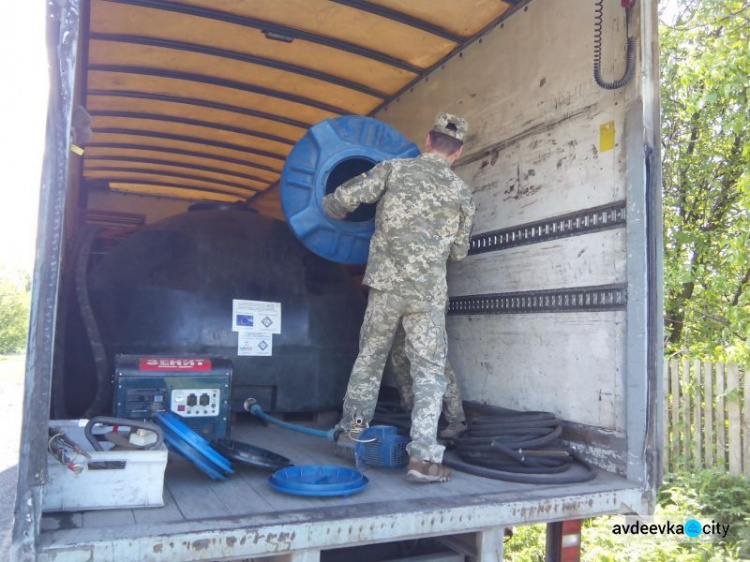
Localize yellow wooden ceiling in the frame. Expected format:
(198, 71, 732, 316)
(83, 0, 518, 206)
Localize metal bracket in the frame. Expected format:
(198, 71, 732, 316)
(449, 284, 627, 315)
(469, 201, 626, 256)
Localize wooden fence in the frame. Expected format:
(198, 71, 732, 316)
(663, 359, 750, 475)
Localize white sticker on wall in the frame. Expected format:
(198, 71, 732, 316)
(232, 299, 281, 334)
(238, 332, 273, 356)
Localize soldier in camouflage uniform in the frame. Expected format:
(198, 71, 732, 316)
(323, 113, 474, 483)
(389, 323, 466, 439)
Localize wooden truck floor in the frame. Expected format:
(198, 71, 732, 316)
(38, 421, 647, 561)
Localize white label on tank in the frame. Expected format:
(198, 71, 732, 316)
(238, 332, 273, 356)
(232, 300, 281, 334)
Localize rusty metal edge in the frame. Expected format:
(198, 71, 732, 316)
(11, 1, 81, 560)
(37, 486, 647, 561)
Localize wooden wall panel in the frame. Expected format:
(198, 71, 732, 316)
(85, 147, 279, 182)
(89, 132, 285, 173)
(89, 41, 382, 114)
(86, 96, 305, 142)
(91, 1, 416, 92)
(368, 0, 510, 37)
(176, 0, 456, 68)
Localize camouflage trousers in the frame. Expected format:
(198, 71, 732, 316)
(340, 288, 448, 463)
(390, 323, 465, 426)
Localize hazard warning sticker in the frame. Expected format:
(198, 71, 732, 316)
(238, 332, 273, 356)
(232, 300, 281, 334)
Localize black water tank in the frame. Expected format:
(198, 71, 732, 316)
(64, 206, 366, 415)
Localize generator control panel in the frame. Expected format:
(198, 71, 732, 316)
(171, 388, 221, 417)
(114, 355, 232, 440)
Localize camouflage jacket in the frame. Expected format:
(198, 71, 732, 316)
(323, 153, 475, 303)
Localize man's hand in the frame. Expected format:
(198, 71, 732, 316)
(322, 194, 349, 220)
(322, 161, 390, 220)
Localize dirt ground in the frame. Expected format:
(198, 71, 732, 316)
(0, 355, 26, 558)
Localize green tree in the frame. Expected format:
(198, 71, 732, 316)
(0, 268, 31, 354)
(661, 0, 750, 362)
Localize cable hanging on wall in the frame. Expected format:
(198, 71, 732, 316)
(594, 0, 636, 90)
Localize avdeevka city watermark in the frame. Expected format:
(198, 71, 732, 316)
(612, 518, 730, 538)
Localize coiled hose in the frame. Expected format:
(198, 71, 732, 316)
(593, 0, 636, 90)
(372, 401, 412, 430)
(444, 405, 597, 484)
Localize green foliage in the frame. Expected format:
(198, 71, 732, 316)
(505, 470, 750, 561)
(661, 0, 750, 362)
(658, 471, 750, 556)
(0, 268, 31, 354)
(505, 523, 546, 562)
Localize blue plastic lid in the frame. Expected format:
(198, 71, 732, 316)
(269, 465, 369, 497)
(154, 412, 234, 477)
(163, 432, 227, 481)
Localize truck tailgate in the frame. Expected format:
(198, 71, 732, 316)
(39, 422, 647, 561)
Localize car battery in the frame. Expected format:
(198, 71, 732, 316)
(114, 355, 231, 440)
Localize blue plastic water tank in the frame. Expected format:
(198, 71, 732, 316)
(281, 116, 420, 265)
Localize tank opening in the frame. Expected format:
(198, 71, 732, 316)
(325, 157, 377, 223)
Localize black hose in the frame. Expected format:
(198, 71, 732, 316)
(594, 0, 636, 90)
(444, 452, 596, 485)
(76, 226, 110, 418)
(449, 406, 597, 484)
(375, 399, 596, 483)
(50, 233, 84, 420)
(372, 401, 412, 430)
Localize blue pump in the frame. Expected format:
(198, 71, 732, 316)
(355, 426, 409, 469)
(245, 399, 408, 469)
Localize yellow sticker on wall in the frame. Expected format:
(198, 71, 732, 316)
(600, 121, 615, 152)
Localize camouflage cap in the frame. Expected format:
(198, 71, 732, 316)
(432, 112, 468, 142)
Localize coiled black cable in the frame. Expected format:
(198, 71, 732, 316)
(594, 0, 636, 90)
(372, 400, 412, 430)
(444, 406, 596, 484)
(374, 399, 596, 484)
